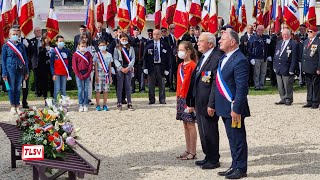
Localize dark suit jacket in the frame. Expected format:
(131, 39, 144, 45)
(73, 34, 80, 52)
(28, 37, 41, 69)
(273, 39, 298, 76)
(142, 40, 170, 76)
(186, 47, 222, 117)
(132, 37, 147, 66)
(301, 37, 320, 74)
(93, 32, 112, 51)
(239, 33, 252, 57)
(212, 49, 250, 118)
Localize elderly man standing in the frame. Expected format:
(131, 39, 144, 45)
(143, 29, 170, 104)
(187, 32, 222, 169)
(273, 28, 298, 105)
(301, 26, 320, 109)
(248, 25, 271, 90)
(215, 29, 250, 179)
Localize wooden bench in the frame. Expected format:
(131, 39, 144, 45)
(0, 122, 101, 180)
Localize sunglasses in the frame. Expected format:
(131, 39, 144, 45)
(308, 30, 313, 33)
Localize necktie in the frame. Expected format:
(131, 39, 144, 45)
(154, 42, 159, 62)
(220, 54, 228, 69)
(196, 55, 205, 73)
(280, 41, 285, 52)
(307, 39, 312, 49)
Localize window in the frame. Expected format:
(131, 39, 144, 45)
(54, 0, 87, 6)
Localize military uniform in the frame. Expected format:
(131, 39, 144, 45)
(301, 36, 320, 108)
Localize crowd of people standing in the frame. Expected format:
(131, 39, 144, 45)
(1, 20, 320, 179)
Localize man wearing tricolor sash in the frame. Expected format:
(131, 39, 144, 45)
(213, 29, 250, 179)
(2, 28, 29, 115)
(50, 35, 72, 103)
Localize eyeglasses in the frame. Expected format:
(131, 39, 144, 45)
(170, 28, 175, 30)
(308, 30, 313, 33)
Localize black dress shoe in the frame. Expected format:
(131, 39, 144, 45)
(140, 89, 145, 93)
(201, 162, 220, 169)
(160, 101, 166, 104)
(169, 88, 176, 92)
(217, 167, 234, 176)
(22, 104, 29, 109)
(225, 168, 247, 179)
(195, 159, 207, 166)
(311, 105, 319, 109)
(275, 101, 285, 105)
(285, 102, 292, 106)
(148, 102, 155, 105)
(122, 100, 127, 104)
(302, 104, 312, 108)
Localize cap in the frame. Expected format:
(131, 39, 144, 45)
(195, 25, 200, 30)
(300, 24, 307, 28)
(80, 25, 87, 29)
(309, 25, 318, 32)
(147, 29, 154, 33)
(160, 27, 167, 31)
(12, 24, 20, 29)
(133, 26, 139, 31)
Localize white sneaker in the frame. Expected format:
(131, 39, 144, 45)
(10, 107, 17, 115)
(83, 106, 88, 112)
(78, 106, 84, 112)
(16, 107, 22, 115)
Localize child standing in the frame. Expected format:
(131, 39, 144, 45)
(72, 40, 93, 112)
(50, 35, 72, 103)
(94, 41, 113, 111)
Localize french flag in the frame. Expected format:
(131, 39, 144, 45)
(229, 0, 238, 32)
(2, 0, 13, 39)
(0, 0, 4, 46)
(305, 0, 316, 29)
(131, 0, 137, 27)
(173, 0, 188, 39)
(283, 0, 300, 32)
(237, 0, 247, 33)
(46, 0, 59, 41)
(161, 0, 167, 28)
(18, 0, 34, 36)
(201, 0, 210, 31)
(95, 0, 104, 24)
(189, 0, 201, 27)
(118, 0, 131, 30)
(136, 0, 146, 31)
(154, 0, 161, 29)
(85, 0, 97, 37)
(166, 0, 176, 25)
(208, 0, 218, 34)
(106, 0, 117, 28)
(272, 0, 282, 33)
(11, 0, 18, 23)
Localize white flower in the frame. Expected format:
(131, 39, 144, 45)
(62, 132, 68, 139)
(45, 98, 54, 107)
(54, 121, 60, 130)
(43, 139, 47, 145)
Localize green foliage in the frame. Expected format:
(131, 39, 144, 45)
(146, 0, 155, 14)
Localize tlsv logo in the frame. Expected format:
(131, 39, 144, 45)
(22, 145, 44, 161)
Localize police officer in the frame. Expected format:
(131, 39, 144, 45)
(298, 24, 308, 86)
(301, 26, 320, 109)
(273, 28, 298, 106)
(240, 25, 254, 87)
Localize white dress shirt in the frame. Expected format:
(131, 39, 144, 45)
(221, 48, 239, 70)
(154, 40, 161, 63)
(280, 39, 290, 56)
(199, 48, 214, 70)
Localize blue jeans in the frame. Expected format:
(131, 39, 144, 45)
(76, 76, 90, 106)
(7, 68, 23, 106)
(53, 75, 67, 102)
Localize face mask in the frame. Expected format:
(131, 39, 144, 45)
(99, 46, 107, 52)
(10, 35, 19, 42)
(137, 35, 142, 39)
(178, 51, 186, 59)
(121, 41, 128, 45)
(79, 47, 87, 52)
(57, 42, 65, 48)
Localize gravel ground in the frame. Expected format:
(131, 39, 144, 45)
(0, 92, 320, 180)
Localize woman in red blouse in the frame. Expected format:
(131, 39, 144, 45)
(176, 41, 197, 160)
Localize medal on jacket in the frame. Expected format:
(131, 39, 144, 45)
(310, 45, 318, 57)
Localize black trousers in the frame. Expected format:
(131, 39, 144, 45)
(305, 73, 320, 106)
(268, 61, 277, 86)
(148, 65, 166, 103)
(222, 117, 248, 172)
(168, 64, 177, 90)
(22, 78, 28, 105)
(131, 65, 145, 91)
(33, 68, 42, 94)
(39, 65, 54, 98)
(197, 114, 220, 163)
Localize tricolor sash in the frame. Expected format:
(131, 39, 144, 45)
(216, 61, 233, 108)
(54, 47, 71, 80)
(121, 47, 131, 64)
(6, 41, 26, 65)
(97, 52, 110, 83)
(75, 51, 89, 64)
(179, 64, 184, 84)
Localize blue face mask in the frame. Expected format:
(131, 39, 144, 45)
(10, 35, 19, 42)
(57, 42, 65, 48)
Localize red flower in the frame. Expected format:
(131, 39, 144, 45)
(55, 141, 60, 146)
(53, 132, 60, 138)
(35, 129, 41, 134)
(40, 121, 45, 126)
(48, 135, 55, 142)
(201, 71, 205, 76)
